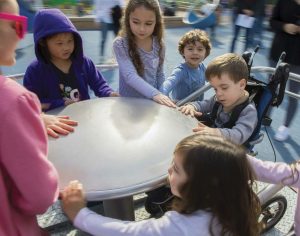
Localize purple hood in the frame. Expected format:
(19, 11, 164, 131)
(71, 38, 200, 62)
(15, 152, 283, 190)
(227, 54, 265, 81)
(33, 8, 83, 63)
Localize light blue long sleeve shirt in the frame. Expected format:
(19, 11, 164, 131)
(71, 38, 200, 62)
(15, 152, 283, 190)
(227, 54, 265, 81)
(160, 62, 206, 101)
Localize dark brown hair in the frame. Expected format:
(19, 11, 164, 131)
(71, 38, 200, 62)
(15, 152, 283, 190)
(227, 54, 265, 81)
(178, 29, 211, 58)
(172, 134, 261, 236)
(119, 0, 164, 76)
(205, 53, 249, 83)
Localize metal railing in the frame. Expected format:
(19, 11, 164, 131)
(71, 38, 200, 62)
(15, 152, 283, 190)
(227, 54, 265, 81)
(5, 63, 119, 81)
(177, 66, 300, 106)
(5, 65, 300, 104)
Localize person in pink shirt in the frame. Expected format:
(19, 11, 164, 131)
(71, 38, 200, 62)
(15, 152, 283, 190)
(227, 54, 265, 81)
(0, 0, 59, 235)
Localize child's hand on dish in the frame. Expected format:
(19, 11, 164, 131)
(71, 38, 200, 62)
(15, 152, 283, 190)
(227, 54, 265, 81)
(61, 180, 86, 222)
(193, 122, 221, 136)
(109, 91, 120, 97)
(41, 114, 78, 138)
(64, 98, 76, 106)
(153, 94, 176, 108)
(178, 104, 202, 117)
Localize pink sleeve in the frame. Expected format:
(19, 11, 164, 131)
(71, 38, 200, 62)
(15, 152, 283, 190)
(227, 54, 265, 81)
(247, 155, 300, 234)
(247, 155, 300, 187)
(0, 92, 59, 215)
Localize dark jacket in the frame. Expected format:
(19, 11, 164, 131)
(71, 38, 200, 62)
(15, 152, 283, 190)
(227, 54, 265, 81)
(269, 0, 300, 65)
(235, 0, 258, 14)
(24, 9, 113, 111)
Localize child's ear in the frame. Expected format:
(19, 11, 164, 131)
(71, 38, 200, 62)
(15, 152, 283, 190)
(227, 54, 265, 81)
(240, 78, 247, 89)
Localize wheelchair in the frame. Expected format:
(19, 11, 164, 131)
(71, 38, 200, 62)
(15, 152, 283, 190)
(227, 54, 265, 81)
(145, 48, 291, 233)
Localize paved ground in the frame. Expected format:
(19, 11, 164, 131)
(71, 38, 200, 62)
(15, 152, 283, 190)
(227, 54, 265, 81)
(3, 9, 299, 235)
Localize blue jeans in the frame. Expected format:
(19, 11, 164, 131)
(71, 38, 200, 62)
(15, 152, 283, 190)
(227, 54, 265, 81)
(252, 16, 264, 47)
(230, 25, 253, 53)
(100, 22, 113, 57)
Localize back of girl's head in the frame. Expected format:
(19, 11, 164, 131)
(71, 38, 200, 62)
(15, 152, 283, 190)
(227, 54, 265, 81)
(119, 0, 164, 76)
(172, 134, 261, 236)
(205, 53, 249, 83)
(178, 29, 211, 58)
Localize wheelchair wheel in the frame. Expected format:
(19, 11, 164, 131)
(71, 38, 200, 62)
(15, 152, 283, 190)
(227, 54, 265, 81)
(259, 194, 287, 233)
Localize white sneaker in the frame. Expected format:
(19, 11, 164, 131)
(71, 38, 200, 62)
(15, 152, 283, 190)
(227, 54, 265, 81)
(274, 125, 289, 141)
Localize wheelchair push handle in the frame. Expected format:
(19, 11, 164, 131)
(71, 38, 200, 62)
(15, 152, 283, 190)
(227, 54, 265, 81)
(242, 45, 260, 75)
(269, 62, 290, 107)
(276, 51, 286, 68)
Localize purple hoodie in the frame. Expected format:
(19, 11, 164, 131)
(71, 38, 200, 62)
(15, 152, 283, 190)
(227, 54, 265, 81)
(24, 9, 113, 111)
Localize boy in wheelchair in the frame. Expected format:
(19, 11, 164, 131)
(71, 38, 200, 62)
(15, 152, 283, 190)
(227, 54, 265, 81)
(179, 53, 257, 145)
(180, 51, 289, 149)
(145, 52, 289, 217)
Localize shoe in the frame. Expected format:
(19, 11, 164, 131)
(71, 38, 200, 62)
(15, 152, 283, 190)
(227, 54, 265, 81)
(274, 125, 289, 141)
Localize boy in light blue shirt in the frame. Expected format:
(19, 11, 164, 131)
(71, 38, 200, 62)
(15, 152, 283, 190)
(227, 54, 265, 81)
(160, 29, 211, 101)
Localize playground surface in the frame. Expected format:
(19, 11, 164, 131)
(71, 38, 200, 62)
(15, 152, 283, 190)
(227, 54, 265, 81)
(2, 9, 299, 235)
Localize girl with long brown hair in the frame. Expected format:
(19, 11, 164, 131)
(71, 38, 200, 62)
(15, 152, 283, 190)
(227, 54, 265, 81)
(113, 0, 176, 108)
(61, 134, 261, 235)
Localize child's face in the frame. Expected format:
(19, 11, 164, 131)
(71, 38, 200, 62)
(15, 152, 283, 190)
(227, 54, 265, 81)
(183, 41, 206, 68)
(129, 6, 156, 41)
(168, 152, 187, 198)
(210, 73, 246, 109)
(46, 32, 74, 62)
(0, 0, 20, 66)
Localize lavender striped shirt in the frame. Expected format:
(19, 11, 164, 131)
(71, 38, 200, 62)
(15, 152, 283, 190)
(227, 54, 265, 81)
(113, 36, 165, 98)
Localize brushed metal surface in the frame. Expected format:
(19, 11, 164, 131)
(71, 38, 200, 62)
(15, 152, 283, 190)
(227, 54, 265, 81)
(48, 97, 198, 201)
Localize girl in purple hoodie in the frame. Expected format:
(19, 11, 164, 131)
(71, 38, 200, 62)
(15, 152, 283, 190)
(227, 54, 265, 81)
(24, 9, 118, 111)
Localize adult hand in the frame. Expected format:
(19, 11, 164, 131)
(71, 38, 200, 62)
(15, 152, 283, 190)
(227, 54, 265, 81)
(41, 114, 78, 138)
(61, 180, 86, 222)
(193, 122, 222, 136)
(283, 23, 299, 35)
(153, 94, 176, 108)
(242, 9, 254, 16)
(178, 104, 202, 117)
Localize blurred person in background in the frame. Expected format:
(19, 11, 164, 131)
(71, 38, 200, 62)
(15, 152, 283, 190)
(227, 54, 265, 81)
(230, 0, 258, 53)
(94, 0, 125, 62)
(251, 0, 266, 48)
(269, 0, 300, 141)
